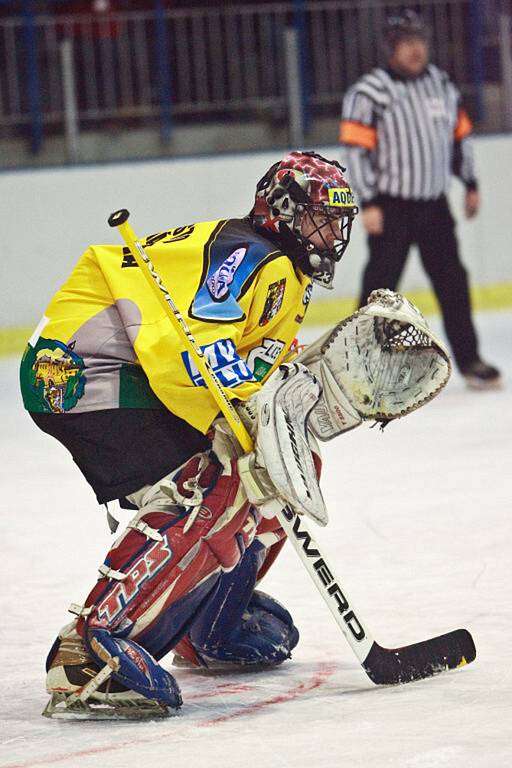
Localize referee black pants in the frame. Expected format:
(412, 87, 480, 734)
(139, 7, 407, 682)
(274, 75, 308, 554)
(359, 195, 479, 371)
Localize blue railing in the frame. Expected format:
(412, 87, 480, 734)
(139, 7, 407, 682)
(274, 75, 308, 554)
(0, 0, 505, 158)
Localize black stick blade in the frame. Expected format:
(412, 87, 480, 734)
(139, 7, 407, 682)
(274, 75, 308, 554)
(363, 628, 476, 685)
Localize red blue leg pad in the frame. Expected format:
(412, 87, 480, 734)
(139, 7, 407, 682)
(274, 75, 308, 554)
(74, 452, 259, 700)
(186, 539, 299, 667)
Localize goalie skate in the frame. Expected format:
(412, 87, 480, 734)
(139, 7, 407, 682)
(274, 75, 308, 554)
(43, 636, 177, 720)
(43, 691, 174, 721)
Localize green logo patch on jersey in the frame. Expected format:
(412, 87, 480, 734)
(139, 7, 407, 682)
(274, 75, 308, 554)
(20, 338, 86, 413)
(246, 338, 286, 381)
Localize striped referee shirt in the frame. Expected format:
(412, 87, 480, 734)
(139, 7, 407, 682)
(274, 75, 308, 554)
(339, 64, 477, 205)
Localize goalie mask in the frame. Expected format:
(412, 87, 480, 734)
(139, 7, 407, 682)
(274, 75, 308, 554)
(251, 151, 359, 288)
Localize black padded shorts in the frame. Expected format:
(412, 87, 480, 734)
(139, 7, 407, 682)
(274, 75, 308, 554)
(30, 408, 211, 505)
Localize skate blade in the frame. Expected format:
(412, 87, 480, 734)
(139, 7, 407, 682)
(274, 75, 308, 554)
(42, 692, 177, 721)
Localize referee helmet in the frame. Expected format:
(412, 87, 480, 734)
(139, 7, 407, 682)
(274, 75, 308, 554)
(383, 9, 430, 53)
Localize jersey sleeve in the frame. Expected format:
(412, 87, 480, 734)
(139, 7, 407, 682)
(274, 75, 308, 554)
(452, 103, 478, 189)
(340, 82, 380, 205)
(233, 255, 311, 399)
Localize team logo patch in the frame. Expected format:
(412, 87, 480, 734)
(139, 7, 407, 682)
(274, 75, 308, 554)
(206, 247, 247, 300)
(25, 338, 85, 414)
(246, 338, 285, 381)
(182, 338, 255, 388)
(259, 279, 286, 326)
(327, 187, 356, 207)
(295, 283, 313, 324)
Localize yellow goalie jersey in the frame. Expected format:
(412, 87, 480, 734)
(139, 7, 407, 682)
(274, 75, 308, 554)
(20, 218, 312, 433)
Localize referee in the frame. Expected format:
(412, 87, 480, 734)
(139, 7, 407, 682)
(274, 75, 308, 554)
(340, 9, 500, 388)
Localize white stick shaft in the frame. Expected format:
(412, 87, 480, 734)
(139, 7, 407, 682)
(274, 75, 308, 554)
(264, 499, 374, 662)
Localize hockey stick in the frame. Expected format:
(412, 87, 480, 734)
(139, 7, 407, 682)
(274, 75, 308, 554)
(108, 208, 476, 685)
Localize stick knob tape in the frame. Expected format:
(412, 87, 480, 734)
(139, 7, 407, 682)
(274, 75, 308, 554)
(108, 209, 130, 227)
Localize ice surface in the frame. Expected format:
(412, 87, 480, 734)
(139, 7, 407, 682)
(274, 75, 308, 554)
(1, 311, 511, 768)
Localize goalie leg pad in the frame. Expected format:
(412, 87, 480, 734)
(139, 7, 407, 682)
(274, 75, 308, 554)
(173, 514, 288, 667)
(75, 451, 257, 681)
(180, 539, 299, 668)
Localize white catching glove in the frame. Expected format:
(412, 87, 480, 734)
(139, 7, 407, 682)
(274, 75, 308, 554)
(296, 289, 451, 440)
(227, 290, 450, 528)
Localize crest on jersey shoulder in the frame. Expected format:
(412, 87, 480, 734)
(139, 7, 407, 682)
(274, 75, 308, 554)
(191, 221, 282, 323)
(259, 279, 286, 327)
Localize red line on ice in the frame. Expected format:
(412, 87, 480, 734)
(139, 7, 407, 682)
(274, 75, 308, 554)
(4, 662, 337, 768)
(200, 661, 337, 726)
(186, 681, 257, 701)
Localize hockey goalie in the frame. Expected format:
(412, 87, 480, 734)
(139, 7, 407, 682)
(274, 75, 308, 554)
(19, 151, 450, 719)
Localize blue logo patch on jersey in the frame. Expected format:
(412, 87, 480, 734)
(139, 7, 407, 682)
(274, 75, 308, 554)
(206, 247, 247, 300)
(182, 338, 255, 388)
(191, 231, 277, 323)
